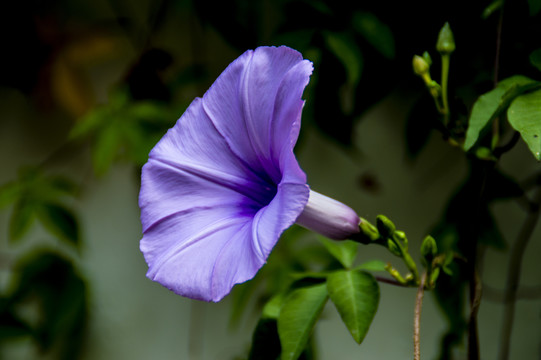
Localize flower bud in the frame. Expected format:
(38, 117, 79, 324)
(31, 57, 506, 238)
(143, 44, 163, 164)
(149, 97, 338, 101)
(421, 235, 437, 267)
(421, 235, 437, 258)
(422, 51, 432, 66)
(413, 55, 430, 76)
(436, 22, 455, 55)
(295, 190, 360, 240)
(387, 239, 402, 257)
(376, 215, 395, 238)
(354, 218, 380, 244)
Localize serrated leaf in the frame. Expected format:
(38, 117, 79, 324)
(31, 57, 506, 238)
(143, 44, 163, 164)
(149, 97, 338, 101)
(36, 203, 79, 248)
(464, 76, 540, 151)
(318, 236, 358, 268)
(324, 32, 363, 86)
(278, 283, 328, 360)
(508, 89, 541, 160)
(352, 11, 395, 59)
(354, 259, 387, 272)
(9, 199, 35, 242)
(326, 270, 379, 344)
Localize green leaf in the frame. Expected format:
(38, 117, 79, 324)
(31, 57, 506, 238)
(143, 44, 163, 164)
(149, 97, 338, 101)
(530, 49, 541, 72)
(37, 203, 80, 248)
(352, 12, 395, 59)
(464, 76, 540, 151)
(92, 125, 120, 176)
(482, 0, 503, 19)
(69, 108, 108, 140)
(508, 89, 541, 160)
(323, 31, 363, 86)
(326, 270, 379, 344)
(278, 283, 328, 360)
(8, 251, 88, 358)
(262, 293, 287, 319)
(0, 182, 20, 208)
(354, 259, 387, 272)
(0, 307, 32, 339)
(318, 236, 358, 268)
(9, 199, 35, 242)
(528, 0, 541, 15)
(48, 176, 79, 197)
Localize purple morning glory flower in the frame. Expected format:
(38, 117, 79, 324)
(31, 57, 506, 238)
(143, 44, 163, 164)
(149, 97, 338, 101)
(139, 46, 360, 302)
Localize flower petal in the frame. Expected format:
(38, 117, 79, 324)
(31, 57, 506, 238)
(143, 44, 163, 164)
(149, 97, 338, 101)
(141, 181, 309, 302)
(141, 206, 259, 302)
(252, 181, 310, 261)
(203, 46, 313, 183)
(139, 98, 274, 231)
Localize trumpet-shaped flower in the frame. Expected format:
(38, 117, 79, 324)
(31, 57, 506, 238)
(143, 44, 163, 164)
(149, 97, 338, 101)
(139, 46, 360, 302)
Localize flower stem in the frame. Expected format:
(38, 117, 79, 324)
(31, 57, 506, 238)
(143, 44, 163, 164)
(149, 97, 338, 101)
(414, 273, 427, 360)
(440, 54, 451, 126)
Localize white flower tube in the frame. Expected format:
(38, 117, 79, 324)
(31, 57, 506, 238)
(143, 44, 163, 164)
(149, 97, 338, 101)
(295, 189, 361, 240)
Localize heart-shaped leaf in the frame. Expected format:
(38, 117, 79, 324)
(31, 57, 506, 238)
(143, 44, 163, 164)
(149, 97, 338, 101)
(327, 269, 379, 344)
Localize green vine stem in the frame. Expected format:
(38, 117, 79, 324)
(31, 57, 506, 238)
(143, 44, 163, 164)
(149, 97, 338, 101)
(414, 273, 427, 360)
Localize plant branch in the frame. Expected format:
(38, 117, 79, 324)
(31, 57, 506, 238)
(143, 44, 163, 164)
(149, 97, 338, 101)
(374, 275, 409, 288)
(414, 273, 427, 360)
(468, 269, 482, 360)
(498, 187, 541, 360)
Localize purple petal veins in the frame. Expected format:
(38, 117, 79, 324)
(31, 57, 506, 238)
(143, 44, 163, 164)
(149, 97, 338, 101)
(139, 46, 361, 302)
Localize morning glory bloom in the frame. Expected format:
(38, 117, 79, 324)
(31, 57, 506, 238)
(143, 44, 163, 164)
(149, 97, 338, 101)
(139, 46, 360, 302)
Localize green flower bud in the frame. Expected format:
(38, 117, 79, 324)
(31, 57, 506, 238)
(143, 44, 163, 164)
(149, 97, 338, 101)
(436, 22, 456, 55)
(376, 215, 395, 238)
(413, 55, 430, 76)
(394, 230, 408, 246)
(387, 239, 402, 257)
(421, 235, 437, 257)
(421, 235, 437, 267)
(422, 51, 432, 66)
(356, 218, 380, 244)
